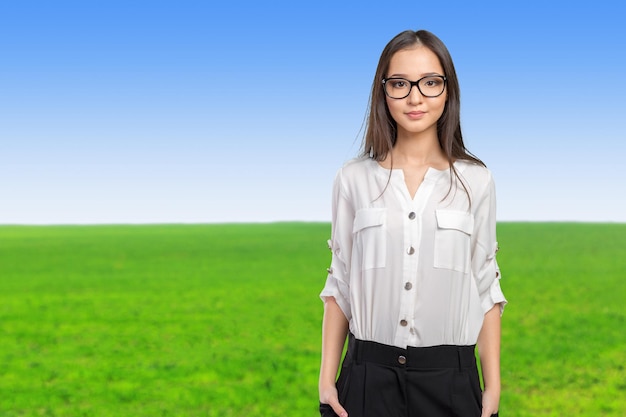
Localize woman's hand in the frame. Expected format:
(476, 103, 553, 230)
(319, 383, 348, 417)
(480, 388, 500, 417)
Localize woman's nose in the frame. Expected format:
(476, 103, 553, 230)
(407, 84, 423, 103)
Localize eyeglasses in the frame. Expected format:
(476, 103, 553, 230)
(382, 75, 447, 99)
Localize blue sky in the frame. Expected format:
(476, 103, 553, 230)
(1, 1, 625, 224)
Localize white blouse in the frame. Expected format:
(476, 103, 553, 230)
(320, 157, 507, 348)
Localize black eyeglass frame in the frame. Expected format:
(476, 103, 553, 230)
(382, 75, 447, 99)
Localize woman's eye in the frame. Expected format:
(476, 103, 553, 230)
(426, 77, 444, 87)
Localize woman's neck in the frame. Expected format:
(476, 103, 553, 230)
(389, 131, 447, 169)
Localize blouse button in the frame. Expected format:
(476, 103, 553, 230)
(404, 282, 412, 290)
(408, 211, 416, 220)
(400, 319, 408, 327)
(407, 246, 415, 255)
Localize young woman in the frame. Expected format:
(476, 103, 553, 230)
(318, 30, 507, 417)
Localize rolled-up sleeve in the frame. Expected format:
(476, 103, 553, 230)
(320, 168, 354, 321)
(471, 173, 507, 315)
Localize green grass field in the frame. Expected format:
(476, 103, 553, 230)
(0, 223, 624, 416)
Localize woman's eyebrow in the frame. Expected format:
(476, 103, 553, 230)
(387, 72, 443, 78)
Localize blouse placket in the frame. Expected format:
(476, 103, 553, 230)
(392, 169, 444, 348)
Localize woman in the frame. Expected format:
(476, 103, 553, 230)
(319, 29, 507, 417)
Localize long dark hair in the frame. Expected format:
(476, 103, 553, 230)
(362, 30, 484, 202)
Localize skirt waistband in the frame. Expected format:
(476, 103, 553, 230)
(348, 333, 476, 369)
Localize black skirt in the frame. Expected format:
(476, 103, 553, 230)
(320, 334, 498, 417)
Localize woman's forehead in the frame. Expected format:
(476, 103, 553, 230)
(387, 47, 444, 77)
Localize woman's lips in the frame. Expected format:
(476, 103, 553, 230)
(406, 111, 425, 119)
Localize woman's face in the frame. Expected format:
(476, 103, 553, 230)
(385, 46, 447, 139)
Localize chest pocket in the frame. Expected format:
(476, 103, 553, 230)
(353, 208, 387, 270)
(434, 210, 474, 273)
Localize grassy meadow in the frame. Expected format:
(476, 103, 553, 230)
(0, 222, 624, 416)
